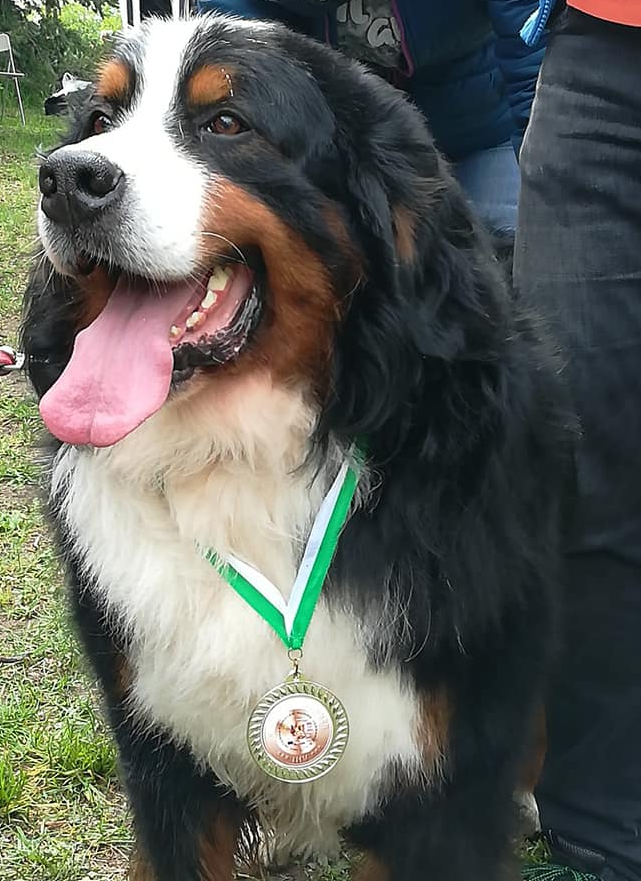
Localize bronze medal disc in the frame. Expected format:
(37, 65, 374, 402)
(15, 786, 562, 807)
(247, 677, 349, 783)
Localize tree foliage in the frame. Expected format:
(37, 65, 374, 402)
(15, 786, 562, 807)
(1, 0, 121, 102)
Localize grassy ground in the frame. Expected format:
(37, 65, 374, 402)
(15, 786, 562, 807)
(0, 108, 130, 880)
(0, 104, 549, 881)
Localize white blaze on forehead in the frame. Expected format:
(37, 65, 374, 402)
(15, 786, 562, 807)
(133, 17, 201, 116)
(45, 18, 209, 280)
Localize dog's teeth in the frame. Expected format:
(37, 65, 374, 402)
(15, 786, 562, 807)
(169, 325, 183, 341)
(186, 310, 205, 330)
(207, 267, 231, 292)
(201, 290, 218, 310)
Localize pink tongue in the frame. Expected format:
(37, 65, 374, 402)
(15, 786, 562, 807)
(40, 275, 202, 447)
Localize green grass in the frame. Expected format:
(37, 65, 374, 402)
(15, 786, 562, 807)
(0, 112, 60, 339)
(0, 105, 549, 881)
(0, 107, 129, 881)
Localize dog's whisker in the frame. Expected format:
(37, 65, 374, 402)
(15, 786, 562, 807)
(203, 252, 247, 266)
(199, 232, 249, 268)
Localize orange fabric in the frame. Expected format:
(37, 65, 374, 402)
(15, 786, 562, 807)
(568, 0, 641, 26)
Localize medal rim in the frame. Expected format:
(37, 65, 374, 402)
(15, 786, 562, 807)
(247, 677, 349, 784)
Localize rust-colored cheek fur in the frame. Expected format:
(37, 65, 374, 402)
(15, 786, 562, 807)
(200, 181, 345, 390)
(76, 266, 114, 329)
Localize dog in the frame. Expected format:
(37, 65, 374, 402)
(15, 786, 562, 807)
(23, 14, 566, 881)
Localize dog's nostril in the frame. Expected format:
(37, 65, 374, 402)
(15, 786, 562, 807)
(77, 164, 123, 199)
(39, 165, 58, 197)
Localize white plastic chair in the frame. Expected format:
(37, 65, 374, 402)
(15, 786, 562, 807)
(118, 0, 186, 28)
(0, 33, 26, 126)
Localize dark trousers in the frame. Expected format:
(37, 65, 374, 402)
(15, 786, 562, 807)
(514, 9, 641, 881)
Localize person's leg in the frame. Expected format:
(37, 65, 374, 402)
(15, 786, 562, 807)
(514, 10, 641, 881)
(453, 141, 520, 236)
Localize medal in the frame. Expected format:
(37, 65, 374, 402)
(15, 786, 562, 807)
(247, 656, 349, 783)
(202, 452, 361, 784)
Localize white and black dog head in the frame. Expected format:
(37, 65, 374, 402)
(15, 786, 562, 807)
(29, 14, 507, 456)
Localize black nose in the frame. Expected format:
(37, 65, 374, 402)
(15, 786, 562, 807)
(39, 151, 124, 226)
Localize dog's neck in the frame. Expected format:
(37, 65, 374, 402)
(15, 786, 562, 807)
(54, 372, 348, 595)
(96, 372, 319, 483)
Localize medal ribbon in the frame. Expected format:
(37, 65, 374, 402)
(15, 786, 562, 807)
(202, 454, 360, 651)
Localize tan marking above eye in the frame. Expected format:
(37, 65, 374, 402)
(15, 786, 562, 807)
(187, 65, 234, 107)
(96, 59, 132, 103)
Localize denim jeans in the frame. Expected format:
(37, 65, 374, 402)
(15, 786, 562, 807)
(454, 140, 520, 235)
(514, 10, 641, 881)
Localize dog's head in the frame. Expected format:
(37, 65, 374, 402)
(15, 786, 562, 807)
(28, 14, 505, 454)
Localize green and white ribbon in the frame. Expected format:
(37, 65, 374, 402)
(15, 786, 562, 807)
(203, 454, 361, 651)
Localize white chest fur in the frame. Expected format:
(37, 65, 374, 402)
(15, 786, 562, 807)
(51, 381, 425, 857)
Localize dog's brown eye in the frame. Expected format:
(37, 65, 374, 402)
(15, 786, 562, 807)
(92, 114, 112, 136)
(205, 113, 245, 136)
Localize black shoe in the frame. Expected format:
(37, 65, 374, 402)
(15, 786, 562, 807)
(522, 864, 600, 881)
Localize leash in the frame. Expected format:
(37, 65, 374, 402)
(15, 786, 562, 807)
(0, 344, 51, 377)
(0, 345, 26, 376)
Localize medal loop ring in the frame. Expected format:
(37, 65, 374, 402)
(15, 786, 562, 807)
(287, 647, 303, 675)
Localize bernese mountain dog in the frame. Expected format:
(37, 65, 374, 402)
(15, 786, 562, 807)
(22, 14, 568, 881)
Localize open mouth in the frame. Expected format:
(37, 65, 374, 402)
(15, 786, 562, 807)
(39, 257, 265, 448)
(168, 263, 263, 384)
(75, 257, 264, 383)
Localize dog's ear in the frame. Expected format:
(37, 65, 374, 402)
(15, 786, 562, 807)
(21, 255, 81, 398)
(23, 98, 98, 399)
(323, 84, 510, 462)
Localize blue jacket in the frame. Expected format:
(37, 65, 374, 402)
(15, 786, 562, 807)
(520, 0, 559, 46)
(196, 0, 550, 160)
